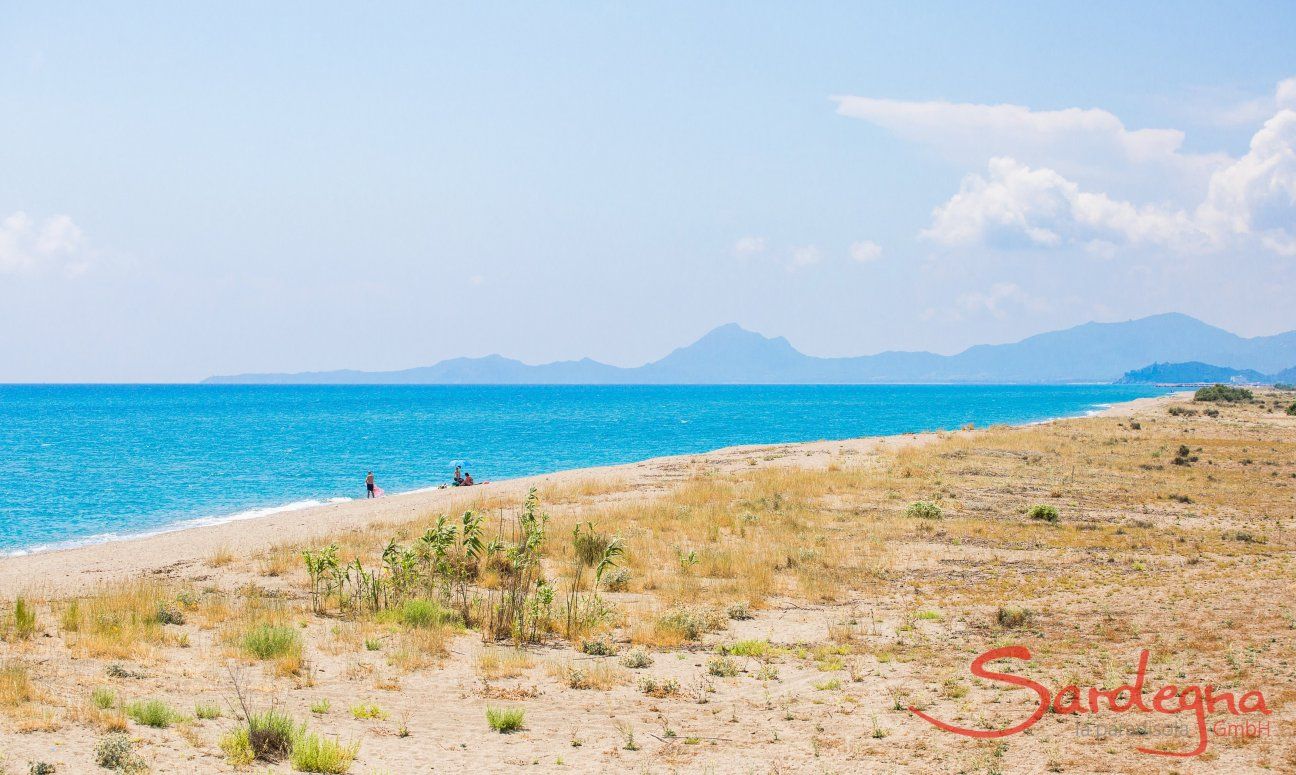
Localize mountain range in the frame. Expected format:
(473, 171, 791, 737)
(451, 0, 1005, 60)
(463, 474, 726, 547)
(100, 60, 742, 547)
(203, 312, 1296, 385)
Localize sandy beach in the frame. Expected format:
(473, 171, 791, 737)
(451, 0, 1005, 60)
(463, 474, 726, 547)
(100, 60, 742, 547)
(4, 388, 1294, 774)
(0, 393, 1175, 598)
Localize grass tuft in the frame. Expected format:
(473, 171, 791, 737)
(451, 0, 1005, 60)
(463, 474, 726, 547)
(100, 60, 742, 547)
(486, 706, 525, 733)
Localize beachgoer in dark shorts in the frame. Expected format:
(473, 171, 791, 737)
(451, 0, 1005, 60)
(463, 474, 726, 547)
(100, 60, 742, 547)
(366, 471, 375, 498)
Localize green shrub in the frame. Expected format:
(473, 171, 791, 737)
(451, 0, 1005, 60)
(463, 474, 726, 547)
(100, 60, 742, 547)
(28, 763, 56, 775)
(125, 698, 177, 728)
(396, 599, 457, 629)
(195, 702, 222, 720)
(620, 647, 654, 669)
(486, 706, 525, 733)
(290, 731, 359, 773)
(1026, 504, 1059, 523)
(601, 566, 632, 591)
(155, 602, 185, 626)
(242, 708, 301, 761)
(94, 732, 147, 772)
(707, 656, 740, 677)
(723, 639, 770, 658)
(1287, 402, 1296, 416)
(1193, 384, 1252, 402)
(656, 606, 725, 641)
(220, 726, 256, 766)
(904, 501, 943, 520)
(350, 703, 387, 720)
(580, 637, 617, 656)
(725, 602, 754, 620)
(637, 675, 680, 697)
(242, 625, 301, 660)
(310, 698, 331, 714)
(91, 686, 117, 710)
(13, 597, 37, 639)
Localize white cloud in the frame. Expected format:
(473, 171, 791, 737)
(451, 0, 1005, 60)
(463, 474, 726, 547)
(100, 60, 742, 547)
(922, 157, 1206, 251)
(789, 245, 821, 269)
(849, 240, 883, 263)
(833, 94, 1225, 190)
(1278, 78, 1296, 111)
(915, 91, 1296, 257)
(733, 236, 767, 256)
(1214, 78, 1296, 126)
(1196, 109, 1296, 255)
(0, 211, 93, 277)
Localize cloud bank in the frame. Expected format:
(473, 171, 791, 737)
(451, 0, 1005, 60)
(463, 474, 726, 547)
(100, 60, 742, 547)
(837, 80, 1296, 258)
(0, 212, 93, 277)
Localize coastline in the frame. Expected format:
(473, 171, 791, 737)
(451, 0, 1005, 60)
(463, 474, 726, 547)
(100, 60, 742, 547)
(0, 391, 1183, 597)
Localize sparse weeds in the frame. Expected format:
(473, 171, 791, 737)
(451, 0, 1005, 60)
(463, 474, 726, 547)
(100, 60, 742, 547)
(124, 698, 177, 727)
(486, 706, 525, 733)
(95, 732, 147, 772)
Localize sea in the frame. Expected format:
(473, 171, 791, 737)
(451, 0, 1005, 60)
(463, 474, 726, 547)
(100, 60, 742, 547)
(0, 384, 1170, 555)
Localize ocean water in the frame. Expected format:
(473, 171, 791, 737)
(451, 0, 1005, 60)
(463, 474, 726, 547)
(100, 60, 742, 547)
(0, 384, 1170, 555)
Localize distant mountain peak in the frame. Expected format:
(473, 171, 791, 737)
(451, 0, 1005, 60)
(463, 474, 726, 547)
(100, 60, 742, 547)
(202, 313, 1296, 385)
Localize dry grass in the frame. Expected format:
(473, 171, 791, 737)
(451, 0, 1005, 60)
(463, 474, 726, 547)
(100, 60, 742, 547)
(476, 647, 535, 679)
(546, 659, 625, 690)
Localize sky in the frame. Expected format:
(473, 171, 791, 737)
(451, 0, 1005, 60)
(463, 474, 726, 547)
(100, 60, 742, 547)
(2, 2, 1295, 382)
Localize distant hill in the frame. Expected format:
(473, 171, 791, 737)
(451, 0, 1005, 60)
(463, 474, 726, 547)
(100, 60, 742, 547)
(204, 313, 1296, 385)
(1117, 361, 1271, 385)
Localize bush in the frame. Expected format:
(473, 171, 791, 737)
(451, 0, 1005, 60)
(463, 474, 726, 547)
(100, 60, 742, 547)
(28, 763, 55, 775)
(242, 625, 300, 660)
(1287, 402, 1296, 416)
(245, 708, 301, 760)
(620, 647, 654, 669)
(486, 706, 525, 733)
(723, 639, 770, 658)
(637, 676, 681, 697)
(726, 602, 754, 620)
(94, 733, 147, 772)
(1026, 504, 1059, 523)
(601, 566, 632, 591)
(1194, 384, 1252, 403)
(155, 602, 185, 626)
(397, 599, 457, 629)
(904, 501, 943, 520)
(125, 698, 177, 728)
(580, 637, 617, 656)
(13, 597, 37, 639)
(290, 731, 358, 773)
(996, 606, 1033, 629)
(707, 656, 740, 677)
(91, 687, 117, 710)
(195, 702, 222, 720)
(656, 607, 725, 642)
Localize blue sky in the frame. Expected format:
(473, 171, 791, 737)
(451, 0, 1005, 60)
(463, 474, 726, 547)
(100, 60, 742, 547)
(2, 2, 1294, 381)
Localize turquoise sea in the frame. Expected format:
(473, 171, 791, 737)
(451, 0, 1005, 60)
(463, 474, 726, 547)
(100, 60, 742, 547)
(0, 384, 1170, 555)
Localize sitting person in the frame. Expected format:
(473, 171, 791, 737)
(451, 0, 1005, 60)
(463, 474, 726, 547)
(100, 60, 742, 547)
(452, 465, 464, 486)
(462, 472, 474, 486)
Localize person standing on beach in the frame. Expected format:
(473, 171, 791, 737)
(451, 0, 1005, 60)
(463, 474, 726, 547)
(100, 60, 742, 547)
(366, 471, 376, 498)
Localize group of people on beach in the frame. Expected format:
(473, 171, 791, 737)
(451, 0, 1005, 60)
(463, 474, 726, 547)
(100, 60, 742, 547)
(451, 465, 475, 487)
(364, 465, 477, 498)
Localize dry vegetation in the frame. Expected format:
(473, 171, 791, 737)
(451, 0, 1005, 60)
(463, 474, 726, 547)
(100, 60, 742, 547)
(1, 391, 1294, 772)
